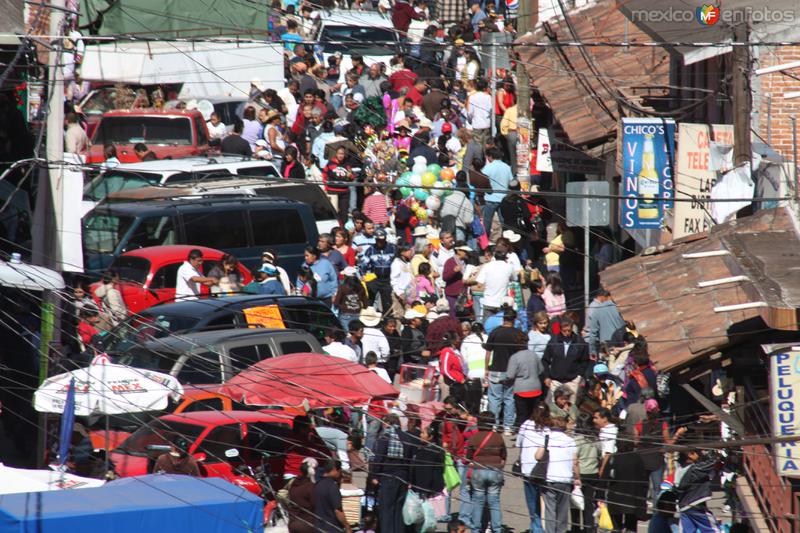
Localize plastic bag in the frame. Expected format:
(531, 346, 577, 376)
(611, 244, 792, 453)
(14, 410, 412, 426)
(402, 490, 424, 526)
(443, 453, 461, 492)
(597, 502, 614, 531)
(570, 485, 584, 511)
(420, 499, 437, 532)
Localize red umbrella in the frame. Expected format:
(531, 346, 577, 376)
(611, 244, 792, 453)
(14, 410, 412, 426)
(219, 353, 399, 408)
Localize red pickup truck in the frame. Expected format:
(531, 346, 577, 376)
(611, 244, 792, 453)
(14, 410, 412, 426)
(85, 109, 212, 164)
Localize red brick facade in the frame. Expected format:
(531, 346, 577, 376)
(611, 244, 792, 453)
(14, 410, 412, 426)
(757, 45, 800, 161)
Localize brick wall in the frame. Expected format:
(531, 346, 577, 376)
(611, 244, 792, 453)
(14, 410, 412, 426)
(757, 45, 800, 161)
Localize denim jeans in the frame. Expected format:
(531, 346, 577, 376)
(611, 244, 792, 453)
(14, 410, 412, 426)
(457, 461, 474, 528)
(482, 201, 502, 238)
(523, 479, 545, 533)
(338, 312, 359, 332)
(649, 465, 665, 508)
(487, 372, 515, 430)
(471, 468, 504, 532)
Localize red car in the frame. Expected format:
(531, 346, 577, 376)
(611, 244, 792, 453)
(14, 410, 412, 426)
(85, 109, 212, 164)
(91, 244, 253, 314)
(109, 410, 295, 483)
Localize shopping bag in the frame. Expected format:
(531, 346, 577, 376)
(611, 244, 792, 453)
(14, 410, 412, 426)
(402, 490, 424, 526)
(443, 453, 461, 492)
(420, 499, 437, 532)
(597, 502, 614, 531)
(428, 491, 448, 519)
(570, 486, 585, 511)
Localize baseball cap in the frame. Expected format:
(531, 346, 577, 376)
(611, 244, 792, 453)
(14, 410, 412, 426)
(342, 266, 358, 277)
(645, 399, 660, 413)
(260, 264, 278, 275)
(262, 251, 276, 263)
(375, 228, 387, 240)
(593, 363, 610, 374)
(353, 93, 365, 104)
(441, 122, 453, 134)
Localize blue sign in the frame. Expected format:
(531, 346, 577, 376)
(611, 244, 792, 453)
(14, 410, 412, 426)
(621, 118, 676, 229)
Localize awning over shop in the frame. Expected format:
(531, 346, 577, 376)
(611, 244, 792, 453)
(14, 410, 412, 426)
(600, 207, 800, 373)
(515, 0, 670, 145)
(0, 0, 23, 45)
(617, 0, 800, 65)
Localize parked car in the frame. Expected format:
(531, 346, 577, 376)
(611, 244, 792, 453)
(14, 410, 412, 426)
(109, 410, 295, 481)
(85, 109, 212, 164)
(314, 11, 399, 81)
(97, 294, 339, 355)
(89, 245, 253, 314)
(104, 178, 339, 235)
(116, 327, 323, 385)
(82, 156, 281, 215)
(82, 196, 318, 273)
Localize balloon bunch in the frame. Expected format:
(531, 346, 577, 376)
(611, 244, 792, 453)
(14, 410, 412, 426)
(394, 156, 456, 225)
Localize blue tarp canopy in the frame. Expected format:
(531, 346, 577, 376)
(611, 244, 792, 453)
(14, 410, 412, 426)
(0, 474, 262, 533)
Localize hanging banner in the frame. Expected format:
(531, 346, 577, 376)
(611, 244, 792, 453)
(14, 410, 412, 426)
(673, 123, 735, 239)
(535, 127, 552, 173)
(770, 351, 800, 477)
(620, 118, 676, 229)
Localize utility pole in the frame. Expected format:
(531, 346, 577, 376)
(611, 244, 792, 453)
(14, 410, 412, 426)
(732, 21, 751, 167)
(35, 0, 65, 468)
(515, 0, 537, 187)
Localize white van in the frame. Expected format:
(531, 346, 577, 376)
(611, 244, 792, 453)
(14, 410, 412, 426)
(81, 156, 281, 215)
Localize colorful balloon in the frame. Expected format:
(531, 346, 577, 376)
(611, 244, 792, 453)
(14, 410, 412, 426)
(440, 167, 455, 181)
(431, 181, 445, 196)
(414, 189, 429, 201)
(426, 163, 442, 177)
(400, 186, 412, 198)
(410, 174, 423, 187)
(421, 172, 437, 188)
(425, 196, 441, 210)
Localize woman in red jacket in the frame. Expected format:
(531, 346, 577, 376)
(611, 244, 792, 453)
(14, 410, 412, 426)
(439, 331, 467, 404)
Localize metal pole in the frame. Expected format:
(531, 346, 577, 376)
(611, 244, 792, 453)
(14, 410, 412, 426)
(491, 48, 497, 140)
(584, 198, 590, 312)
(515, 0, 536, 188)
(791, 116, 798, 204)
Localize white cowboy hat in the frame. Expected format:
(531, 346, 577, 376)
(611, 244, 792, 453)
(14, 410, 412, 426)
(502, 230, 522, 243)
(359, 306, 382, 327)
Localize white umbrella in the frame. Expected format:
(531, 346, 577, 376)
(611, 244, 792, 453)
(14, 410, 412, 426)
(0, 463, 105, 494)
(34, 358, 183, 416)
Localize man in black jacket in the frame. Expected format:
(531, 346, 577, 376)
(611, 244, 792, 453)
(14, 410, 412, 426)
(541, 315, 590, 403)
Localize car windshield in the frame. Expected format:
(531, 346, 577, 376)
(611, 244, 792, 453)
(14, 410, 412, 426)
(93, 116, 193, 146)
(279, 302, 339, 343)
(110, 255, 150, 285)
(84, 171, 163, 202)
(82, 212, 136, 254)
(81, 88, 118, 116)
(116, 420, 204, 456)
(103, 313, 203, 354)
(319, 26, 397, 55)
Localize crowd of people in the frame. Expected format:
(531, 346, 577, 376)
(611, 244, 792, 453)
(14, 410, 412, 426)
(53, 0, 745, 530)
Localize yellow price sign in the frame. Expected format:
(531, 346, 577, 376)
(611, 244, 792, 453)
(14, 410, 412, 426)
(243, 305, 285, 329)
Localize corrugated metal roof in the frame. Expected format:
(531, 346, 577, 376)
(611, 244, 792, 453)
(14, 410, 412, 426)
(516, 0, 670, 145)
(600, 207, 798, 372)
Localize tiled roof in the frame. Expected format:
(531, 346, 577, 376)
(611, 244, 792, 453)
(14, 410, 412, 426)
(600, 207, 798, 372)
(516, 0, 670, 145)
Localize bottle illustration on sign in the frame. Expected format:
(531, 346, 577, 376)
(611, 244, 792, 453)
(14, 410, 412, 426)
(637, 134, 659, 220)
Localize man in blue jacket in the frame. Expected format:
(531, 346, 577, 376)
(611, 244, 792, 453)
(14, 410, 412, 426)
(360, 228, 396, 314)
(586, 289, 626, 355)
(297, 246, 338, 306)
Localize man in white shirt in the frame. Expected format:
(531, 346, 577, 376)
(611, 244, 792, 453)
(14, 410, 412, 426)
(594, 407, 618, 476)
(466, 78, 493, 147)
(175, 249, 217, 301)
(262, 250, 291, 294)
(431, 231, 455, 282)
(323, 328, 358, 363)
(206, 112, 227, 141)
(470, 249, 515, 320)
(359, 307, 391, 365)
